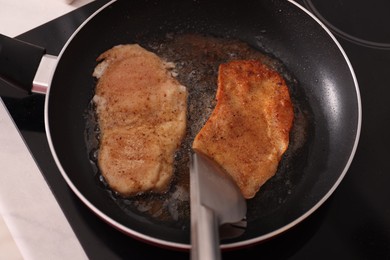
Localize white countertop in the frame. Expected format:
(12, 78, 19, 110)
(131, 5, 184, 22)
(0, 0, 94, 37)
(0, 0, 94, 259)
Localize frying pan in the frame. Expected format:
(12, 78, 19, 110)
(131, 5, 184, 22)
(0, 0, 361, 250)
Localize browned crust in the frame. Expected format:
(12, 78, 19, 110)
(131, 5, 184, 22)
(193, 60, 294, 199)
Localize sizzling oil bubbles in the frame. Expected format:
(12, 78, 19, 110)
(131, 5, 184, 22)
(84, 33, 312, 228)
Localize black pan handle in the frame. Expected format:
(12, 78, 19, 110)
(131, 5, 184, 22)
(0, 34, 46, 97)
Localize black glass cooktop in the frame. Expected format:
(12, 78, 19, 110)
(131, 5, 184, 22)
(2, 0, 390, 258)
(303, 0, 390, 49)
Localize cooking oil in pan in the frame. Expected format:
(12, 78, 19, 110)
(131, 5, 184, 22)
(84, 34, 312, 226)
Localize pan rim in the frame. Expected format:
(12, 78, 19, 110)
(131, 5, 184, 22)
(44, 0, 362, 250)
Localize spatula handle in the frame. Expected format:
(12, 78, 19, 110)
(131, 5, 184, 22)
(191, 205, 221, 260)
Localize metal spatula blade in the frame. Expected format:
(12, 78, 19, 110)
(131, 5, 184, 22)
(190, 152, 247, 260)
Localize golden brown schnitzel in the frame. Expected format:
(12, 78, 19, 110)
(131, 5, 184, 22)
(193, 60, 294, 199)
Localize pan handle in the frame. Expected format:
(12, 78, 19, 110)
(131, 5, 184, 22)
(0, 34, 51, 97)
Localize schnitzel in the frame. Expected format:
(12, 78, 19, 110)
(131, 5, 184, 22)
(93, 44, 188, 196)
(193, 60, 294, 199)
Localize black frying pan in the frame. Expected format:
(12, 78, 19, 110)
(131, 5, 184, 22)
(0, 0, 361, 250)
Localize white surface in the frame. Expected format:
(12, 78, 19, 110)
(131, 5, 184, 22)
(0, 0, 94, 259)
(0, 0, 94, 37)
(0, 217, 22, 260)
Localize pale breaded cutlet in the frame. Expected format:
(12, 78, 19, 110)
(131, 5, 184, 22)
(93, 44, 188, 197)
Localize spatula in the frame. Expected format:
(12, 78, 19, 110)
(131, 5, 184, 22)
(190, 152, 247, 260)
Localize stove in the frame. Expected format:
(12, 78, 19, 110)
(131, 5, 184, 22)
(2, 0, 390, 258)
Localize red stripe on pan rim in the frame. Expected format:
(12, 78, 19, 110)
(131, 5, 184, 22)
(44, 0, 362, 251)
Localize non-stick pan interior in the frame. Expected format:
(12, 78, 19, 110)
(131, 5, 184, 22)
(46, 0, 360, 248)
